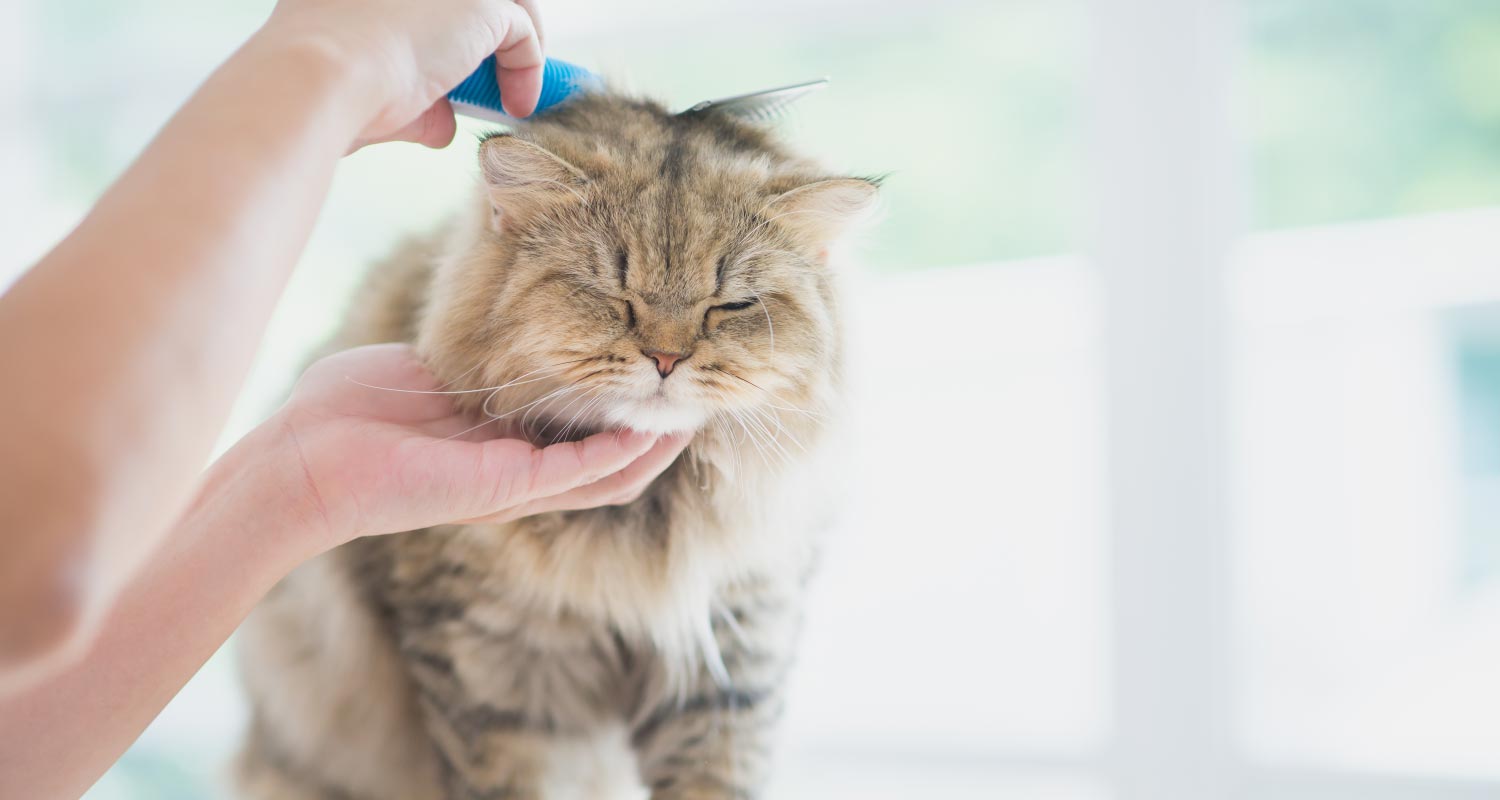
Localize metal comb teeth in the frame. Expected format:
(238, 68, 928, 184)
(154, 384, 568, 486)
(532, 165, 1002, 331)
(679, 78, 830, 123)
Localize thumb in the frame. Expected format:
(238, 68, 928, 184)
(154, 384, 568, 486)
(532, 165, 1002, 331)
(348, 99, 458, 153)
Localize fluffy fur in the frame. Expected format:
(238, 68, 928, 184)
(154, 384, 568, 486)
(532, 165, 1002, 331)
(235, 91, 876, 799)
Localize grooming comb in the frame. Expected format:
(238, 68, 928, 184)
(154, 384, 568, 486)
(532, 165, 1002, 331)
(449, 58, 829, 126)
(448, 56, 601, 123)
(679, 78, 830, 123)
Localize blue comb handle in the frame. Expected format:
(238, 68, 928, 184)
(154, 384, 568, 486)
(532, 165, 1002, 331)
(448, 56, 599, 122)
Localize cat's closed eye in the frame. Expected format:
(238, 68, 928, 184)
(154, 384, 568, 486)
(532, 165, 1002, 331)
(713, 300, 756, 312)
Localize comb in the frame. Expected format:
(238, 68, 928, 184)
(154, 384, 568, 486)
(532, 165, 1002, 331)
(679, 78, 830, 123)
(448, 56, 602, 123)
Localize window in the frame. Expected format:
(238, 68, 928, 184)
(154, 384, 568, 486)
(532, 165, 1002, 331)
(1452, 309, 1500, 590)
(1234, 214, 1500, 786)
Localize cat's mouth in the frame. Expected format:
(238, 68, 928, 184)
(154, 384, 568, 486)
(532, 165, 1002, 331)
(519, 360, 716, 442)
(602, 393, 709, 435)
(581, 360, 716, 435)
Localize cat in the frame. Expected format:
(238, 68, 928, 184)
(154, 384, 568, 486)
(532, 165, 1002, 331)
(234, 89, 877, 800)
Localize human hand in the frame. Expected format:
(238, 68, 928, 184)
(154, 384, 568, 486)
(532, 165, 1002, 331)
(258, 344, 690, 558)
(254, 0, 547, 149)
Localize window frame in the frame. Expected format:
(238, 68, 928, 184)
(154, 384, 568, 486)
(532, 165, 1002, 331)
(1090, 1, 1500, 798)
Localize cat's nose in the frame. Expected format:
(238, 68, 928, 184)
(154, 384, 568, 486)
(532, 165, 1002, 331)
(642, 349, 690, 378)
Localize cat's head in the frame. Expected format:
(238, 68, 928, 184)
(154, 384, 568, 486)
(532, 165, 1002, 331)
(419, 95, 876, 440)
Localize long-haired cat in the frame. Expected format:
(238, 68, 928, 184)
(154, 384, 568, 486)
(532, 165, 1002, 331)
(234, 89, 876, 799)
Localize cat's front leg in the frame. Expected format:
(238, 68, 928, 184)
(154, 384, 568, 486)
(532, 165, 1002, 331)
(632, 592, 801, 800)
(632, 683, 786, 800)
(416, 692, 648, 800)
(391, 592, 640, 799)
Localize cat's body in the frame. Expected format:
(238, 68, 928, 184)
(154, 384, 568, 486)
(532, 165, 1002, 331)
(235, 91, 874, 799)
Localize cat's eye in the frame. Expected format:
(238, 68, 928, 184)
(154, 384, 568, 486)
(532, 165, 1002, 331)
(703, 300, 755, 332)
(615, 247, 629, 287)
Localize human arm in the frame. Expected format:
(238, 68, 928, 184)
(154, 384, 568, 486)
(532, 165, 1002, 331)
(0, 0, 545, 667)
(0, 344, 691, 797)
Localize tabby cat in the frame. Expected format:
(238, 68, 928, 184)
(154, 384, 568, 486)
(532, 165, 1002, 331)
(234, 89, 877, 800)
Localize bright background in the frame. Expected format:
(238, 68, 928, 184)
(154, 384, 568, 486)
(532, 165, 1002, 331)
(3, 1, 1500, 798)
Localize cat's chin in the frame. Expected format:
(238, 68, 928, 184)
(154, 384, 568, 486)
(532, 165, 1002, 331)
(603, 397, 708, 435)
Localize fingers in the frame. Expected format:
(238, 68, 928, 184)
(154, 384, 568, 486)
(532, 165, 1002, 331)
(490, 1, 544, 117)
(508, 432, 692, 519)
(487, 428, 658, 507)
(463, 431, 692, 524)
(419, 425, 693, 528)
(513, 0, 546, 48)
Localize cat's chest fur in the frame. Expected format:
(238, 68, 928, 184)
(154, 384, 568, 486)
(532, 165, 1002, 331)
(348, 441, 826, 694)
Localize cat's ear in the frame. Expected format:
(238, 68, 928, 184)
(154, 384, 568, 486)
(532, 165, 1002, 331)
(762, 178, 879, 244)
(478, 134, 588, 227)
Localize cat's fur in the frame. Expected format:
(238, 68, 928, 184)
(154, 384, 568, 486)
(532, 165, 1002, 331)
(234, 91, 876, 800)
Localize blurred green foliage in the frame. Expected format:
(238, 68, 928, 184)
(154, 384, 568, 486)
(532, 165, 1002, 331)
(592, 0, 1500, 270)
(36, 0, 1500, 273)
(1249, 0, 1500, 230)
(556, 3, 1084, 271)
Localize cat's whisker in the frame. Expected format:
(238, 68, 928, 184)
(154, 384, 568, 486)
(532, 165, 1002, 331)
(765, 403, 824, 420)
(433, 359, 486, 391)
(534, 176, 588, 205)
(547, 394, 593, 444)
(743, 393, 781, 432)
(741, 210, 837, 245)
(544, 383, 599, 436)
(725, 414, 761, 465)
(741, 409, 793, 465)
(725, 406, 774, 468)
(748, 404, 806, 454)
(528, 381, 605, 439)
(722, 420, 744, 476)
(493, 382, 584, 423)
(748, 288, 775, 354)
(553, 387, 609, 444)
(705, 413, 745, 477)
(708, 418, 739, 475)
(705, 366, 827, 421)
(518, 385, 586, 433)
(480, 384, 507, 419)
(434, 411, 503, 444)
(732, 245, 806, 270)
(346, 357, 591, 396)
(752, 401, 788, 439)
(700, 381, 799, 467)
(744, 418, 780, 468)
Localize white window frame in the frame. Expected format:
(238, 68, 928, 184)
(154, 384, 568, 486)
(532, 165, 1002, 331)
(1091, 1, 1500, 798)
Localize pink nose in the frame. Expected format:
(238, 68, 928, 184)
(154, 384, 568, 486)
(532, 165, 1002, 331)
(643, 349, 690, 378)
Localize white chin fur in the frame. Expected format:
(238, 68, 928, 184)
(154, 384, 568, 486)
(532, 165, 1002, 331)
(603, 398, 708, 434)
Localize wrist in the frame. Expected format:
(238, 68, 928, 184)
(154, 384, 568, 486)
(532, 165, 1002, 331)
(233, 25, 379, 149)
(185, 414, 340, 581)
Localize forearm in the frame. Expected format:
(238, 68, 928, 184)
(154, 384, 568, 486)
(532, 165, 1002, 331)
(0, 421, 318, 799)
(0, 33, 367, 657)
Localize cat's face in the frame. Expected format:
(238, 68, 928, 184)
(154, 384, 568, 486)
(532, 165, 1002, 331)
(421, 107, 874, 439)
